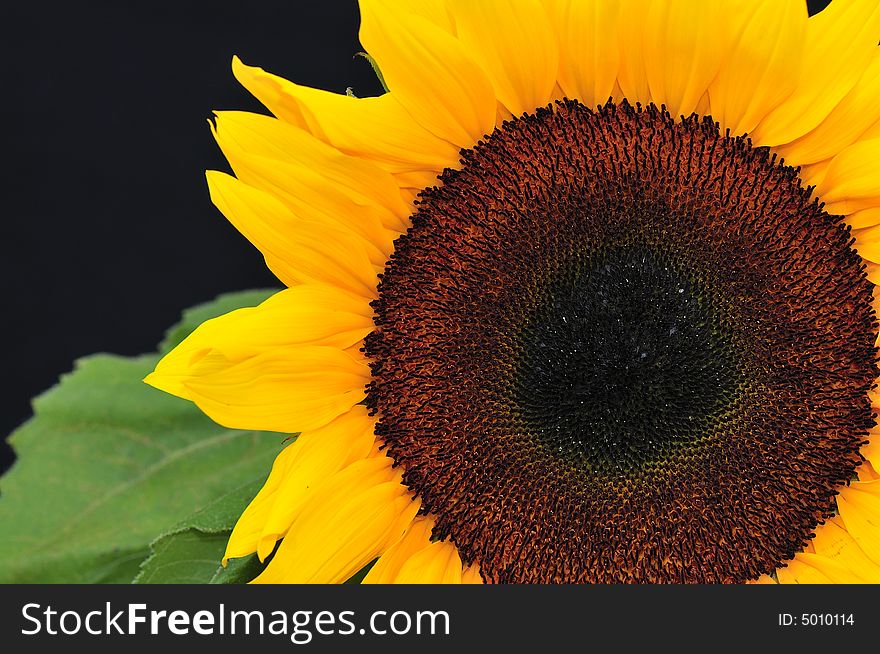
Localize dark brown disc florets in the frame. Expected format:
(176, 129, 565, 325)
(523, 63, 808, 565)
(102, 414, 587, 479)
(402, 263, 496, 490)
(364, 100, 878, 583)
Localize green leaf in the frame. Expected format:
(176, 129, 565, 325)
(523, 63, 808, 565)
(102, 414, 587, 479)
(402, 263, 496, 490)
(210, 553, 265, 584)
(134, 480, 271, 584)
(134, 533, 267, 585)
(133, 530, 233, 585)
(0, 290, 285, 583)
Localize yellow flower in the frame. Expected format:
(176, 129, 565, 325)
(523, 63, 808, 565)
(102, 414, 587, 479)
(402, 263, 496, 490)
(146, 0, 880, 583)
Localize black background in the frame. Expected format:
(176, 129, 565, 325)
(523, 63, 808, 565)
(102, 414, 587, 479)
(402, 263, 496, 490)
(1, 0, 831, 474)
(1, 0, 383, 473)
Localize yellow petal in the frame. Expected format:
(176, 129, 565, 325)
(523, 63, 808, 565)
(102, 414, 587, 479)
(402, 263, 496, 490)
(847, 207, 880, 230)
(147, 335, 369, 434)
(808, 517, 880, 582)
(815, 138, 880, 217)
(232, 57, 460, 175)
(394, 170, 443, 197)
(751, 0, 880, 146)
(775, 556, 834, 584)
(777, 551, 868, 584)
(394, 541, 464, 584)
(836, 480, 880, 566)
(193, 347, 367, 433)
(750, 574, 777, 584)
(253, 455, 420, 583)
(213, 111, 411, 233)
(709, 0, 806, 136)
(224, 441, 297, 562)
(864, 120, 880, 142)
(854, 222, 880, 263)
(775, 52, 880, 166)
(461, 562, 484, 584)
(867, 261, 880, 286)
(206, 172, 380, 297)
(616, 0, 651, 106)
(864, 431, 880, 471)
(388, 0, 454, 32)
(225, 406, 377, 562)
(358, 0, 496, 147)
(797, 159, 831, 190)
(144, 286, 371, 403)
(446, 0, 558, 118)
(161, 287, 372, 387)
(858, 460, 880, 482)
(543, 0, 619, 109)
(641, 0, 725, 118)
(362, 516, 436, 584)
(213, 152, 395, 265)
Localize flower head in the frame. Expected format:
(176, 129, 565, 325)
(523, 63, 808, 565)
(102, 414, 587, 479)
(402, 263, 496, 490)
(147, 0, 880, 583)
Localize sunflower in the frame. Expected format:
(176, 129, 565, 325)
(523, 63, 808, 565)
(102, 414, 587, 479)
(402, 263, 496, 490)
(145, 0, 880, 584)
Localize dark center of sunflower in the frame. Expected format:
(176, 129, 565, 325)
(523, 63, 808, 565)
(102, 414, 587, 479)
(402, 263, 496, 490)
(364, 100, 878, 584)
(514, 246, 739, 471)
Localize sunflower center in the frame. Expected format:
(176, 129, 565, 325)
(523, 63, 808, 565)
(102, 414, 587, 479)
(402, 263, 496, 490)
(365, 100, 878, 583)
(514, 245, 739, 471)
